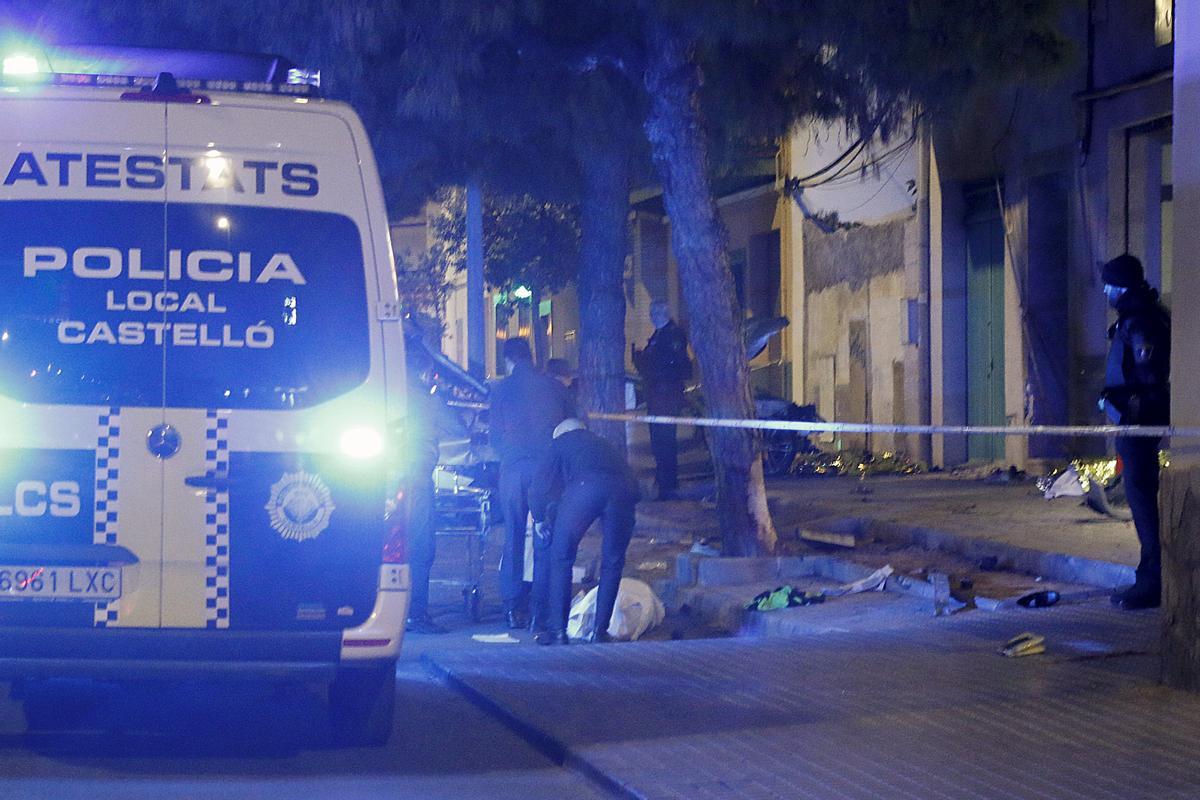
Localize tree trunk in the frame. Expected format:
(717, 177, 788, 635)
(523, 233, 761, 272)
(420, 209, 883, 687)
(530, 284, 550, 367)
(642, 21, 776, 556)
(1160, 462, 1200, 690)
(576, 146, 631, 453)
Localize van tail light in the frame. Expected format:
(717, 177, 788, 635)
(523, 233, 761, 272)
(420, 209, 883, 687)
(382, 489, 408, 564)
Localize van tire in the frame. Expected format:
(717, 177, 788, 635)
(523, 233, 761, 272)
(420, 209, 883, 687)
(329, 661, 396, 747)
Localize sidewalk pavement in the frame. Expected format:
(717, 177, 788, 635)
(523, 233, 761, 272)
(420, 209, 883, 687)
(767, 473, 1138, 566)
(638, 473, 1141, 589)
(425, 599, 1199, 800)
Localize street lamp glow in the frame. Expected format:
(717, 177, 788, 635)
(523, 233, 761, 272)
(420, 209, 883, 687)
(2, 54, 39, 76)
(512, 285, 533, 300)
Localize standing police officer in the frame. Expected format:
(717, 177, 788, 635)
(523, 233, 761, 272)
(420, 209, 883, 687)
(489, 338, 571, 629)
(401, 359, 463, 634)
(633, 300, 693, 500)
(529, 419, 641, 645)
(1098, 254, 1171, 611)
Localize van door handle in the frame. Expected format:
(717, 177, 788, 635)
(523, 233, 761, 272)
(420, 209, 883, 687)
(184, 473, 231, 490)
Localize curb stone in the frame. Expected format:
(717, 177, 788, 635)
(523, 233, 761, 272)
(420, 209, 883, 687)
(667, 521, 1134, 635)
(848, 517, 1136, 588)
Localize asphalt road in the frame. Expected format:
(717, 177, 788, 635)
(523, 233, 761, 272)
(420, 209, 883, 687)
(0, 629, 607, 800)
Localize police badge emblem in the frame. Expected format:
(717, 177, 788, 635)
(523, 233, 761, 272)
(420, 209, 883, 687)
(265, 471, 335, 541)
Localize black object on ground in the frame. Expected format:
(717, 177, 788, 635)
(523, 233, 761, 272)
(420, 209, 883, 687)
(1016, 590, 1060, 608)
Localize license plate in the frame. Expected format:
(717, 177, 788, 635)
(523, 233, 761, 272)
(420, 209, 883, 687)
(0, 565, 122, 601)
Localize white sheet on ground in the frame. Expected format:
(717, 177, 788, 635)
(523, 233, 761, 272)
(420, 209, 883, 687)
(567, 578, 666, 641)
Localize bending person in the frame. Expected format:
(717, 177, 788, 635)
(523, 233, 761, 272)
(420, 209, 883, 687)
(529, 418, 641, 645)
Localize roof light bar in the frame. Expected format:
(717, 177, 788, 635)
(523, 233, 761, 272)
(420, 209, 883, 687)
(0, 70, 320, 97)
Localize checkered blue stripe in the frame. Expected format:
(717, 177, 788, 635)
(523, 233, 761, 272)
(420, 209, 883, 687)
(93, 407, 121, 627)
(204, 411, 231, 629)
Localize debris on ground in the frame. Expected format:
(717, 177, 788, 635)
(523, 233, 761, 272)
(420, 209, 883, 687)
(984, 466, 1027, 484)
(1041, 465, 1086, 499)
(1038, 458, 1135, 520)
(931, 572, 952, 616)
(946, 463, 1027, 482)
(999, 632, 1046, 658)
(790, 449, 921, 478)
(799, 528, 857, 548)
(1084, 480, 1131, 520)
(746, 585, 826, 611)
(471, 633, 520, 644)
(826, 565, 894, 597)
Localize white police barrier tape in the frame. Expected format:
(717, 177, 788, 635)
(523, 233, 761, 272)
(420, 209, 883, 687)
(589, 412, 1190, 438)
(445, 399, 1191, 438)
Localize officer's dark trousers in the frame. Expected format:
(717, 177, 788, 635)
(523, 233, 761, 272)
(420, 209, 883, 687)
(648, 423, 678, 495)
(548, 475, 637, 636)
(499, 459, 550, 612)
(1116, 436, 1162, 592)
(406, 474, 436, 619)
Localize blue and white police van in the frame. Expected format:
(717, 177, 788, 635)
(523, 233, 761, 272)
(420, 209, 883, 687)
(0, 47, 410, 745)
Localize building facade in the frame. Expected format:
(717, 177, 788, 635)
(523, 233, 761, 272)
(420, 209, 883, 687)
(401, 0, 1175, 470)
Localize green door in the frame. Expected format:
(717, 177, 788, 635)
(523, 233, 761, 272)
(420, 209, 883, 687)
(965, 185, 1006, 462)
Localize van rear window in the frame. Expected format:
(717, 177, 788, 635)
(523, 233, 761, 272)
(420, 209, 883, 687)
(0, 200, 370, 409)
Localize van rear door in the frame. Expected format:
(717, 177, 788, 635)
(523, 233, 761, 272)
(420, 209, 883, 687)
(158, 100, 388, 632)
(0, 94, 168, 629)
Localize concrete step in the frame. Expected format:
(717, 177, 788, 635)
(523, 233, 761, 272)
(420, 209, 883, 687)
(675, 554, 878, 588)
(675, 578, 944, 637)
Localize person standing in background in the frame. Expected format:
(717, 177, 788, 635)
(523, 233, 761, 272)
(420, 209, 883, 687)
(633, 300, 693, 500)
(401, 358, 462, 634)
(545, 357, 579, 416)
(1098, 254, 1171, 611)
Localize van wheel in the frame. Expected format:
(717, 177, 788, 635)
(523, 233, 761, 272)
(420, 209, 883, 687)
(329, 661, 396, 747)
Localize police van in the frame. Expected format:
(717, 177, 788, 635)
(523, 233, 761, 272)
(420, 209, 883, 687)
(0, 47, 410, 746)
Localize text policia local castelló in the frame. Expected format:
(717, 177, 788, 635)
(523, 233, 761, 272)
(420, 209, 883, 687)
(24, 245, 308, 350)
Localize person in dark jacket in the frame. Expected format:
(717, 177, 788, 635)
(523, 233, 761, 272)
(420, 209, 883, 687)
(546, 357, 579, 416)
(489, 338, 572, 629)
(1098, 254, 1171, 611)
(529, 419, 641, 645)
(401, 360, 464, 634)
(632, 300, 692, 500)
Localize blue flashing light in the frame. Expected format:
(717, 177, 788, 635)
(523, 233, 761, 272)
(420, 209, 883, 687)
(286, 68, 320, 88)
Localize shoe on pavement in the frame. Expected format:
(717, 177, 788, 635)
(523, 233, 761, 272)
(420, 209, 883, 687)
(505, 610, 529, 630)
(534, 630, 569, 646)
(585, 629, 613, 644)
(406, 615, 448, 634)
